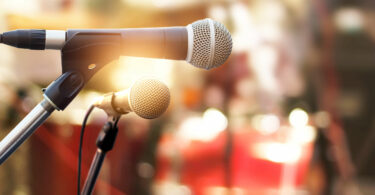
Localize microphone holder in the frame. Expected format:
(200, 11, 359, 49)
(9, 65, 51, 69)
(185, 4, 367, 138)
(0, 31, 124, 164)
(81, 118, 119, 195)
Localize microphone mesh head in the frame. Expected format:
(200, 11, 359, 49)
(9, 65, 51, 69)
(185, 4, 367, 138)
(129, 78, 170, 119)
(188, 18, 232, 69)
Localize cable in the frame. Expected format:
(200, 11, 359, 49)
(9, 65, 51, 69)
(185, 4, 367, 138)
(114, 116, 121, 126)
(77, 105, 95, 195)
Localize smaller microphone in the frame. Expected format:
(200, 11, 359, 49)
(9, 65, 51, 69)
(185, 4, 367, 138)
(93, 78, 170, 119)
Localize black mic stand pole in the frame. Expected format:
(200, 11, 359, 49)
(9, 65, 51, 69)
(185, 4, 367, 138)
(81, 118, 119, 195)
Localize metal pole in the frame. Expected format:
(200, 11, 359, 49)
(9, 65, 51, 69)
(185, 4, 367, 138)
(0, 99, 55, 164)
(81, 149, 106, 195)
(81, 121, 119, 195)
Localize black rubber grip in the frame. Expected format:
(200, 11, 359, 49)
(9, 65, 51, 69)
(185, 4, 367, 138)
(2, 30, 46, 49)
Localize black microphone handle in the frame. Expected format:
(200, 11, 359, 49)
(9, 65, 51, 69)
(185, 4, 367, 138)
(66, 27, 188, 60)
(1, 30, 46, 49)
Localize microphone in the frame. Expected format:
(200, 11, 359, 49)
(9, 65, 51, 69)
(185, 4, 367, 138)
(93, 78, 170, 119)
(0, 18, 232, 70)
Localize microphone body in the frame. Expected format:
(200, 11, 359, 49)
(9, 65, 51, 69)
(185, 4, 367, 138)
(1, 28, 187, 60)
(1, 18, 232, 70)
(0, 28, 187, 60)
(66, 27, 188, 61)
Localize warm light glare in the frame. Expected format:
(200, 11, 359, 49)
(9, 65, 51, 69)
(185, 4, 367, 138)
(208, 5, 227, 23)
(152, 182, 191, 195)
(179, 117, 205, 141)
(178, 108, 228, 142)
(290, 126, 317, 144)
(82, 91, 105, 106)
(334, 7, 364, 32)
(253, 1, 285, 41)
(122, 0, 200, 9)
(0, 0, 40, 14)
(250, 45, 279, 93)
(289, 108, 308, 128)
(111, 57, 173, 90)
(92, 95, 104, 106)
(254, 0, 285, 24)
(204, 187, 245, 195)
(202, 108, 228, 133)
(230, 2, 260, 52)
(253, 143, 302, 163)
(252, 114, 280, 135)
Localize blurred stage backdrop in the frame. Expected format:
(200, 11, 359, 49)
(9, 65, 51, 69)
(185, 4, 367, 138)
(1, 0, 375, 194)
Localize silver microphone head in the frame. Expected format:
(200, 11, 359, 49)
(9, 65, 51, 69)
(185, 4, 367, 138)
(186, 18, 233, 70)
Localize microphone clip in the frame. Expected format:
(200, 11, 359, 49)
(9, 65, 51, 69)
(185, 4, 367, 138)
(96, 121, 119, 152)
(44, 31, 124, 110)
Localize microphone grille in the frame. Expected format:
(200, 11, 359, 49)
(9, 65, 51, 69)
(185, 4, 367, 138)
(129, 78, 170, 119)
(188, 18, 232, 70)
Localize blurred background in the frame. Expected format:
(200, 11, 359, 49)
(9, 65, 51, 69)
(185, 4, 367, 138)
(1, 0, 375, 194)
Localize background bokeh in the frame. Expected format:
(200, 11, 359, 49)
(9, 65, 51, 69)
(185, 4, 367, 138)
(0, 0, 374, 194)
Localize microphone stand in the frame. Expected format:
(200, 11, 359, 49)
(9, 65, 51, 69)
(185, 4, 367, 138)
(0, 31, 123, 164)
(81, 117, 119, 195)
(0, 99, 55, 163)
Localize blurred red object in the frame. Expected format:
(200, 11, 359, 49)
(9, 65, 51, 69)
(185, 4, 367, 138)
(155, 128, 313, 195)
(30, 122, 148, 195)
